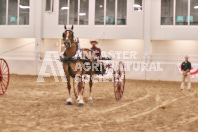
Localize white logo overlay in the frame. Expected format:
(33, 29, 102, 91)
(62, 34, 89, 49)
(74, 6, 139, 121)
(36, 51, 163, 83)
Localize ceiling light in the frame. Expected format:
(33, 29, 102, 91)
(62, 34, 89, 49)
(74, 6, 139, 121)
(61, 7, 69, 10)
(79, 13, 86, 16)
(194, 6, 198, 9)
(19, 5, 30, 9)
(133, 4, 142, 8)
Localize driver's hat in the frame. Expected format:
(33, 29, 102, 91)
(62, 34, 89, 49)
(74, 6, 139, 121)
(90, 40, 98, 44)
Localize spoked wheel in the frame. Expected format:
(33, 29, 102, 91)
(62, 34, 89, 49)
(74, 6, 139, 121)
(113, 61, 125, 101)
(0, 59, 10, 95)
(73, 77, 85, 99)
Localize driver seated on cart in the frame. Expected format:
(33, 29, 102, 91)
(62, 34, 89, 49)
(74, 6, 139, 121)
(90, 40, 106, 74)
(90, 40, 101, 59)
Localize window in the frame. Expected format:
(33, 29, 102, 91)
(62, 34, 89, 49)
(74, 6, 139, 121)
(79, 0, 89, 25)
(8, 0, 18, 25)
(46, 0, 51, 11)
(161, 0, 198, 26)
(0, 0, 7, 25)
(161, 0, 173, 25)
(59, 0, 68, 25)
(59, 0, 89, 25)
(190, 0, 198, 25)
(106, 0, 115, 25)
(117, 0, 127, 25)
(175, 0, 188, 25)
(95, 0, 104, 25)
(95, 0, 127, 25)
(0, 0, 30, 25)
(69, 0, 78, 25)
(134, 0, 142, 11)
(19, 0, 30, 25)
(45, 0, 53, 12)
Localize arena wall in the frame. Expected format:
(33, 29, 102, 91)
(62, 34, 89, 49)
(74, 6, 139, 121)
(0, 38, 35, 60)
(151, 0, 198, 40)
(42, 0, 143, 39)
(5, 59, 198, 83)
(0, 0, 35, 38)
(2, 39, 198, 83)
(0, 0, 198, 83)
(0, 0, 198, 40)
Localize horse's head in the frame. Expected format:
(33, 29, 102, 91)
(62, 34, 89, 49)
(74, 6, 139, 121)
(62, 25, 74, 48)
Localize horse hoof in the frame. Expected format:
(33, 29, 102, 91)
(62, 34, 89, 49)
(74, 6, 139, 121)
(88, 97, 93, 103)
(88, 99, 93, 103)
(76, 100, 80, 103)
(78, 103, 84, 107)
(66, 102, 73, 105)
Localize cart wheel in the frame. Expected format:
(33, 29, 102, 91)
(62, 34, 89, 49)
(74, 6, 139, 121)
(0, 59, 10, 95)
(73, 77, 85, 99)
(114, 61, 125, 101)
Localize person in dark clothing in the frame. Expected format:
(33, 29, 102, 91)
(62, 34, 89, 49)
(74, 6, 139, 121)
(90, 40, 101, 59)
(90, 40, 106, 74)
(181, 55, 191, 91)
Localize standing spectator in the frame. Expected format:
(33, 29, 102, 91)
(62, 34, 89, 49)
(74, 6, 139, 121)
(181, 55, 191, 91)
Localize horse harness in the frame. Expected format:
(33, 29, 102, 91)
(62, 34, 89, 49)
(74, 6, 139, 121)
(60, 42, 91, 78)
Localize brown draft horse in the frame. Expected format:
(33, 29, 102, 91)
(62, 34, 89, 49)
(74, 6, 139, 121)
(62, 25, 105, 107)
(62, 25, 85, 107)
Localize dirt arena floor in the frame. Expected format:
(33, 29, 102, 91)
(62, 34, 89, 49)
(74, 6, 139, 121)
(0, 75, 198, 132)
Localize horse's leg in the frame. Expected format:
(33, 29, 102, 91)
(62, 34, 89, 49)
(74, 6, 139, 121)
(88, 74, 93, 102)
(77, 75, 85, 107)
(74, 77, 80, 103)
(66, 76, 72, 105)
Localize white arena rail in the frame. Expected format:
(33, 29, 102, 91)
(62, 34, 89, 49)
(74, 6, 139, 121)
(1, 51, 198, 82)
(0, 51, 36, 60)
(150, 54, 198, 64)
